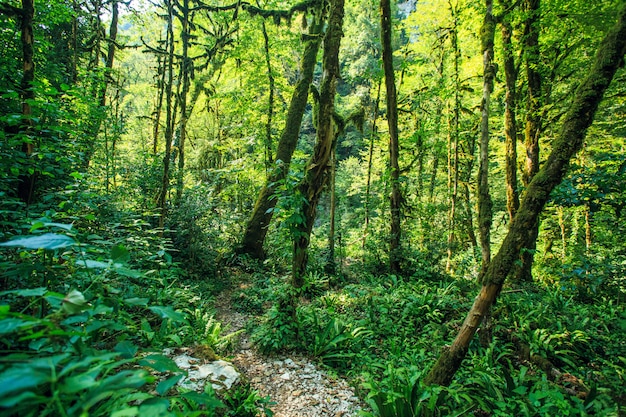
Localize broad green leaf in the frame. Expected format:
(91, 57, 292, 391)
(0, 390, 43, 408)
(181, 390, 224, 409)
(61, 290, 89, 314)
(139, 354, 181, 373)
(115, 341, 139, 359)
(30, 222, 73, 232)
(60, 369, 99, 393)
(114, 266, 143, 278)
(110, 244, 130, 263)
(156, 374, 184, 395)
(111, 407, 140, 417)
(0, 317, 36, 334)
(0, 367, 51, 397)
(77, 259, 110, 269)
(0, 287, 47, 297)
(0, 233, 75, 250)
(138, 398, 171, 416)
(148, 306, 186, 322)
(124, 297, 149, 306)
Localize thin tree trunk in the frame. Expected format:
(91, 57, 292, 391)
(239, 11, 325, 259)
(16, 0, 35, 204)
(446, 9, 461, 272)
(363, 80, 381, 249)
(153, 51, 166, 154)
(262, 20, 275, 172)
(477, 0, 495, 278)
(326, 151, 337, 274)
(157, 0, 176, 229)
(501, 18, 520, 221)
(175, 0, 191, 204)
(424, 5, 626, 385)
(381, 0, 402, 274)
(515, 0, 542, 282)
(292, 0, 344, 286)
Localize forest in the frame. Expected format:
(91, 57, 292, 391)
(0, 0, 625, 415)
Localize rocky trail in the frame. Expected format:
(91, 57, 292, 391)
(213, 287, 367, 417)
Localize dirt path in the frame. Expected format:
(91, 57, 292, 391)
(214, 289, 366, 417)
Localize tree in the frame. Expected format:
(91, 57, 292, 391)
(477, 0, 495, 277)
(239, 4, 326, 259)
(380, 0, 402, 273)
(424, 3, 626, 385)
(292, 0, 345, 286)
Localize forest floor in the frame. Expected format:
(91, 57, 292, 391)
(213, 281, 367, 417)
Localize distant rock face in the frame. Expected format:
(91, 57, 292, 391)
(168, 349, 241, 392)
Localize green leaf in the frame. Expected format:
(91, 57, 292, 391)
(138, 398, 171, 416)
(77, 259, 110, 269)
(111, 407, 139, 417)
(0, 287, 47, 297)
(111, 244, 130, 264)
(124, 297, 149, 306)
(148, 306, 186, 322)
(156, 374, 184, 395)
(115, 266, 143, 279)
(0, 317, 37, 334)
(0, 367, 51, 397)
(115, 341, 139, 359)
(139, 354, 181, 373)
(61, 290, 89, 314)
(0, 233, 75, 250)
(30, 222, 73, 232)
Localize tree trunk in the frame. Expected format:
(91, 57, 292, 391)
(157, 0, 176, 229)
(326, 150, 337, 274)
(514, 0, 542, 282)
(446, 6, 461, 273)
(477, 0, 495, 278)
(501, 18, 520, 221)
(153, 51, 166, 154)
(239, 11, 325, 259)
(292, 0, 344, 287)
(16, 0, 35, 204)
(175, 0, 192, 204)
(363, 80, 381, 249)
(262, 20, 275, 172)
(381, 0, 402, 273)
(424, 4, 626, 386)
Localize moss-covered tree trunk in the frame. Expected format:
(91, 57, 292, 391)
(477, 0, 495, 278)
(501, 17, 520, 221)
(292, 0, 344, 287)
(424, 3, 626, 386)
(514, 0, 542, 282)
(239, 10, 325, 259)
(381, 0, 402, 273)
(15, 0, 35, 204)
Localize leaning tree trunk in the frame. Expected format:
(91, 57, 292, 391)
(175, 0, 192, 204)
(292, 0, 345, 287)
(477, 0, 495, 278)
(238, 9, 325, 259)
(261, 19, 275, 172)
(424, 4, 626, 386)
(363, 80, 381, 249)
(381, 0, 402, 274)
(514, 0, 542, 282)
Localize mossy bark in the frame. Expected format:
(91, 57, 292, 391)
(292, 0, 344, 286)
(477, 0, 495, 278)
(381, 0, 402, 274)
(424, 3, 626, 386)
(239, 12, 325, 259)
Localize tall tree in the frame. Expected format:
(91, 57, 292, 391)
(501, 15, 520, 221)
(424, 3, 626, 386)
(515, 0, 542, 282)
(292, 0, 345, 286)
(239, 5, 326, 259)
(156, 0, 176, 229)
(477, 0, 495, 277)
(0, 0, 37, 204)
(380, 0, 402, 273)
